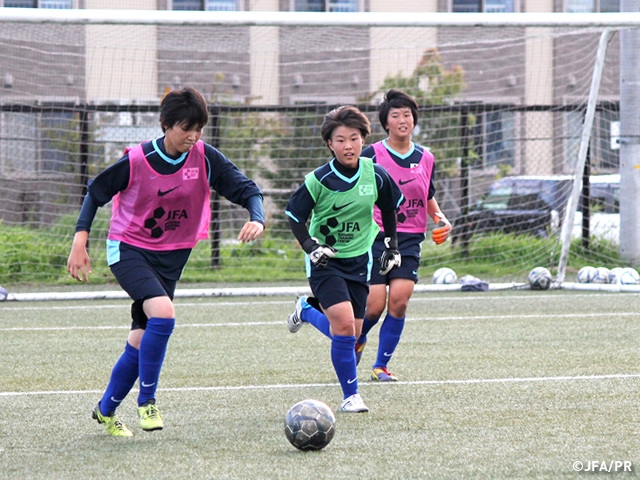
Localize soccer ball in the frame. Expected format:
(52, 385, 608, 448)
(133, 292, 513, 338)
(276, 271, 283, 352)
(620, 267, 640, 285)
(608, 267, 624, 284)
(432, 267, 457, 285)
(577, 266, 596, 283)
(528, 267, 552, 290)
(284, 399, 336, 451)
(591, 267, 610, 284)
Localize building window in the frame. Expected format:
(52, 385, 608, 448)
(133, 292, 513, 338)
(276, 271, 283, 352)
(293, 0, 359, 12)
(566, 0, 619, 11)
(172, 0, 240, 10)
(3, 0, 72, 6)
(452, 0, 514, 12)
(472, 111, 516, 169)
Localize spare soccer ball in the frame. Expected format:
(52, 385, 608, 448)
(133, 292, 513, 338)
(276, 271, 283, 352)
(528, 267, 552, 290)
(577, 266, 596, 284)
(608, 267, 624, 284)
(433, 267, 457, 285)
(284, 399, 336, 451)
(591, 267, 610, 284)
(619, 267, 640, 285)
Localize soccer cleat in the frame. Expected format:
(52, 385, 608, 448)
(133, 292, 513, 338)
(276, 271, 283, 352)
(287, 295, 307, 333)
(371, 366, 398, 382)
(355, 339, 367, 366)
(92, 403, 133, 437)
(138, 399, 164, 431)
(340, 393, 369, 413)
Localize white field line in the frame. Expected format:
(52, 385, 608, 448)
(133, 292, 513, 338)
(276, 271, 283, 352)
(1, 373, 639, 398)
(0, 311, 637, 332)
(0, 291, 625, 312)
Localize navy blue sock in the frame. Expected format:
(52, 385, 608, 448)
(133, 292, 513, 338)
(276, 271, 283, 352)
(100, 342, 139, 415)
(138, 317, 175, 406)
(358, 316, 379, 344)
(331, 334, 358, 399)
(374, 313, 405, 368)
(302, 304, 332, 339)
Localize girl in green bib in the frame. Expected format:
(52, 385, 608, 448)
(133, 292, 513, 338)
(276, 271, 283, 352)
(285, 105, 403, 413)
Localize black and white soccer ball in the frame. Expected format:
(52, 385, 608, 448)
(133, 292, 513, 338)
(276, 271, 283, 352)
(528, 267, 552, 290)
(284, 399, 336, 451)
(432, 267, 457, 285)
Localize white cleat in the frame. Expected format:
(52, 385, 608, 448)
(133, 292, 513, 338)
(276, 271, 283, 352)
(340, 393, 369, 413)
(287, 295, 307, 333)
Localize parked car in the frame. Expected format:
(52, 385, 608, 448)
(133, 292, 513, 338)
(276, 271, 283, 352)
(452, 174, 619, 244)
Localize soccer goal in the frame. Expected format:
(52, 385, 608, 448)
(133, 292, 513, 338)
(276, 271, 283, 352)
(0, 9, 637, 298)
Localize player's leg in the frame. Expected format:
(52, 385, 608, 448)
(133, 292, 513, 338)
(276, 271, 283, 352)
(371, 278, 414, 381)
(357, 283, 387, 365)
(318, 279, 369, 413)
(288, 294, 332, 338)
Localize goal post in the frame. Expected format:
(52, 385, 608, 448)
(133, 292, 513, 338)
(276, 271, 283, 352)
(0, 9, 635, 295)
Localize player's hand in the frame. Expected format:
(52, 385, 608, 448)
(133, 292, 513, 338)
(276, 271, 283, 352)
(238, 220, 265, 243)
(67, 232, 92, 282)
(379, 237, 401, 275)
(308, 241, 337, 269)
(432, 213, 451, 245)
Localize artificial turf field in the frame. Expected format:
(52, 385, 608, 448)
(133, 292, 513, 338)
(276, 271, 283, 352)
(1, 289, 639, 479)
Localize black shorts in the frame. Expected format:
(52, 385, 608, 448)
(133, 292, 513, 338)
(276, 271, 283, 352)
(370, 254, 420, 285)
(308, 274, 369, 319)
(110, 250, 177, 330)
(369, 232, 424, 285)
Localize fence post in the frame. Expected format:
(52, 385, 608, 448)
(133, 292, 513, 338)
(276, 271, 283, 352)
(78, 108, 90, 204)
(209, 104, 221, 268)
(459, 104, 471, 257)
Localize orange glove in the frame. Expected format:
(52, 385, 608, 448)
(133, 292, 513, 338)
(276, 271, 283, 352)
(432, 213, 451, 245)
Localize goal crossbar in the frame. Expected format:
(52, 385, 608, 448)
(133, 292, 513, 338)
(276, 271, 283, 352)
(1, 9, 640, 28)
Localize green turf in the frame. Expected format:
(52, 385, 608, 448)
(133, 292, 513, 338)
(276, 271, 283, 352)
(1, 291, 639, 479)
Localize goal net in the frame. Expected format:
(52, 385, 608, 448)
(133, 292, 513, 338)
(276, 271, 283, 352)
(0, 10, 631, 296)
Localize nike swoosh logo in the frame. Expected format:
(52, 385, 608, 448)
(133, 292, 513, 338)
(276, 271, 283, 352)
(347, 377, 357, 384)
(332, 201, 354, 211)
(383, 352, 393, 357)
(141, 382, 156, 388)
(157, 186, 180, 197)
(110, 397, 124, 403)
(399, 178, 416, 186)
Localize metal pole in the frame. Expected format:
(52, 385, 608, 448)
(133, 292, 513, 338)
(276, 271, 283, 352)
(619, 0, 640, 265)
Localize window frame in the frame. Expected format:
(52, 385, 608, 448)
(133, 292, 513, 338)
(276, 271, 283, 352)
(289, 0, 363, 12)
(0, 0, 75, 7)
(450, 0, 518, 13)
(169, 0, 245, 10)
(564, 0, 620, 12)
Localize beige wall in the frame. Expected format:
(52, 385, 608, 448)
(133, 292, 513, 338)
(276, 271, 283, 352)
(249, 0, 279, 104)
(368, 0, 437, 94)
(84, 0, 158, 102)
(524, 0, 554, 174)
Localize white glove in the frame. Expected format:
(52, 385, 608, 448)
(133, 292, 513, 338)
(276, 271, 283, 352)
(379, 237, 401, 275)
(432, 212, 451, 245)
(308, 240, 338, 269)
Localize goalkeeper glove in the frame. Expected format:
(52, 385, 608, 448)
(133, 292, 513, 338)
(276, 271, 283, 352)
(432, 213, 451, 245)
(305, 238, 338, 269)
(379, 237, 401, 275)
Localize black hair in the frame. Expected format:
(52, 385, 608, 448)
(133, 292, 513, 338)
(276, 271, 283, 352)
(378, 89, 418, 133)
(320, 105, 371, 145)
(159, 87, 208, 133)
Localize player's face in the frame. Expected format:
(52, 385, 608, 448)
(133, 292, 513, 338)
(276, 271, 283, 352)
(327, 125, 364, 169)
(164, 123, 203, 156)
(386, 107, 414, 141)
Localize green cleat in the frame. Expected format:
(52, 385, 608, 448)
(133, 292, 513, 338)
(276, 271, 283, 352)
(92, 403, 133, 437)
(138, 400, 164, 432)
